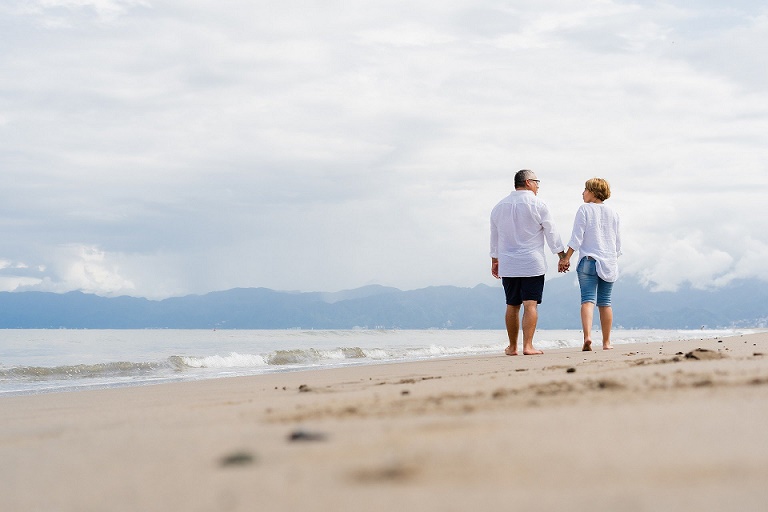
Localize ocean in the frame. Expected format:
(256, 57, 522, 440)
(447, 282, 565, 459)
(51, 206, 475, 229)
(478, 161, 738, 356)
(0, 328, 759, 396)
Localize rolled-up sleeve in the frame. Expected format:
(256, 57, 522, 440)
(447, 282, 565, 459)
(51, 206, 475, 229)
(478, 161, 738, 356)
(567, 207, 587, 251)
(489, 212, 499, 259)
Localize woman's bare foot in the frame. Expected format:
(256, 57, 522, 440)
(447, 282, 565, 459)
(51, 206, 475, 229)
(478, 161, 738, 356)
(523, 348, 544, 355)
(582, 340, 593, 351)
(603, 343, 613, 350)
(504, 346, 518, 356)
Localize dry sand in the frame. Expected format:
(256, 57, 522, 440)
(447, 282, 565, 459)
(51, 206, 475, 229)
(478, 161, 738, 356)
(2, 332, 768, 512)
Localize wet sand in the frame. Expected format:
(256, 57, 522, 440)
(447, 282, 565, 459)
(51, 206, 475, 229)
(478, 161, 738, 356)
(2, 332, 768, 511)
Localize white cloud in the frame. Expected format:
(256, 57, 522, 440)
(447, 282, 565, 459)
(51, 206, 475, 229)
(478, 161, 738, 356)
(625, 233, 734, 292)
(715, 237, 768, 285)
(20, 0, 150, 24)
(11, 245, 136, 296)
(59, 245, 135, 294)
(357, 22, 456, 47)
(0, 276, 43, 292)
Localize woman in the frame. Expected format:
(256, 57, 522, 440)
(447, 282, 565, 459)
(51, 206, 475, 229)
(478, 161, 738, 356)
(560, 178, 621, 351)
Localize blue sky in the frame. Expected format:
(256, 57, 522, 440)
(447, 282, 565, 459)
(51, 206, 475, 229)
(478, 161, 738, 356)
(1, 0, 767, 298)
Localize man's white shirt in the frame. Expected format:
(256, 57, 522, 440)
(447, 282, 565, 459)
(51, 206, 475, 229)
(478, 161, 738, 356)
(490, 190, 565, 277)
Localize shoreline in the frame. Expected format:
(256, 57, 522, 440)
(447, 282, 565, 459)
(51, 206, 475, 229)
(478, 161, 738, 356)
(2, 333, 768, 511)
(2, 327, 760, 397)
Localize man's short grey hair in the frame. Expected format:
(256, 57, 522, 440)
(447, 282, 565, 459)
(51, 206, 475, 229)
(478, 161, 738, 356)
(514, 169, 535, 189)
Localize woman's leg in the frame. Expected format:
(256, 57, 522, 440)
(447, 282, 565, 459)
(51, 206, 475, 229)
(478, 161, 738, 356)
(598, 306, 613, 349)
(577, 257, 598, 351)
(581, 302, 595, 351)
(596, 278, 615, 350)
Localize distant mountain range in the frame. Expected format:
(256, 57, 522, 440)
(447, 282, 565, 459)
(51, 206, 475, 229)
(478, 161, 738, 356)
(0, 276, 766, 329)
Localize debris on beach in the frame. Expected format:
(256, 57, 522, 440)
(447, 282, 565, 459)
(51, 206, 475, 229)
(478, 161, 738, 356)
(220, 451, 257, 467)
(351, 463, 416, 483)
(288, 429, 327, 442)
(594, 379, 624, 390)
(684, 348, 726, 361)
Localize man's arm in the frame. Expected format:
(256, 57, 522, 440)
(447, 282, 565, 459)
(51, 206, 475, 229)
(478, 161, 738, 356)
(491, 257, 500, 279)
(539, 203, 565, 255)
(490, 211, 500, 278)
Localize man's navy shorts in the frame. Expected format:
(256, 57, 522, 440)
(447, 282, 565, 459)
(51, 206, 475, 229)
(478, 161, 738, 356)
(502, 275, 545, 306)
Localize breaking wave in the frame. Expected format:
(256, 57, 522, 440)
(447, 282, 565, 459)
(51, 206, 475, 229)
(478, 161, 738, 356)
(0, 361, 163, 381)
(172, 344, 456, 370)
(1, 344, 496, 386)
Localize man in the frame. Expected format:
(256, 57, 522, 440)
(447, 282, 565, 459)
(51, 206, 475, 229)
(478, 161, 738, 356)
(490, 169, 567, 355)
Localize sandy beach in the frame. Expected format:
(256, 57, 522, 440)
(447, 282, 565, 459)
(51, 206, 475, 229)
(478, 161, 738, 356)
(2, 332, 767, 512)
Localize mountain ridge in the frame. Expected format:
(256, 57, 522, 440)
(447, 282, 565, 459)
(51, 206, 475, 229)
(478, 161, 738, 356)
(0, 277, 765, 329)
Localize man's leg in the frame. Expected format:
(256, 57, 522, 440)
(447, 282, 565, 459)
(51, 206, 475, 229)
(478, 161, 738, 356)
(505, 305, 521, 355)
(581, 302, 595, 351)
(521, 300, 543, 355)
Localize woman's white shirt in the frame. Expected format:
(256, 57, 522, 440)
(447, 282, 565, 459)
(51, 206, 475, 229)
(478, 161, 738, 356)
(568, 203, 622, 282)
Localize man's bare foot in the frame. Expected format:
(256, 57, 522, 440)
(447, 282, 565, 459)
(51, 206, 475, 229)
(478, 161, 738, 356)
(603, 344, 613, 350)
(523, 348, 544, 355)
(582, 340, 593, 351)
(504, 346, 518, 356)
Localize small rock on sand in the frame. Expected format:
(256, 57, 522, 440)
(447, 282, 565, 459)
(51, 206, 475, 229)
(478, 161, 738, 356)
(288, 429, 327, 442)
(685, 348, 726, 361)
(220, 451, 256, 467)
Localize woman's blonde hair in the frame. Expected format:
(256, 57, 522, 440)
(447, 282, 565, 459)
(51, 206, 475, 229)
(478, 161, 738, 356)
(585, 178, 611, 201)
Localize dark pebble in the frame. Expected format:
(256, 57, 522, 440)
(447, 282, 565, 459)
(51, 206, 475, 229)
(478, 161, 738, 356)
(566, 367, 576, 373)
(288, 430, 327, 442)
(220, 451, 256, 467)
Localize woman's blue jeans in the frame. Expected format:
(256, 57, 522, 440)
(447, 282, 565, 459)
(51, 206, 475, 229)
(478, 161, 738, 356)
(577, 257, 613, 307)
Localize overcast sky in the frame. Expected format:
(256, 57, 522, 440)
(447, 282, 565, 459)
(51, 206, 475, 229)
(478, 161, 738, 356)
(1, 0, 767, 298)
